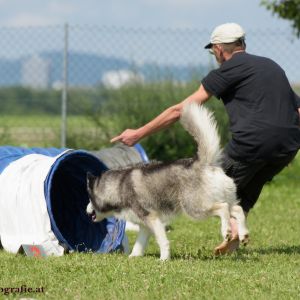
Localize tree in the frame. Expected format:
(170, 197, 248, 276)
(261, 0, 300, 37)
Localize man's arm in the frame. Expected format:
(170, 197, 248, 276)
(110, 84, 212, 146)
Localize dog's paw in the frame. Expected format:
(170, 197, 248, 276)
(159, 253, 170, 261)
(225, 232, 232, 242)
(129, 252, 143, 258)
(159, 256, 170, 261)
(240, 234, 250, 246)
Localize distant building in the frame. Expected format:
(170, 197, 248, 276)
(102, 69, 144, 88)
(21, 55, 51, 89)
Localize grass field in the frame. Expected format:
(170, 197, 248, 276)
(0, 115, 107, 148)
(0, 154, 299, 299)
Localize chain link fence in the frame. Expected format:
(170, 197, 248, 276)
(0, 24, 299, 149)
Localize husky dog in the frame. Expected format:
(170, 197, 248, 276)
(86, 103, 249, 260)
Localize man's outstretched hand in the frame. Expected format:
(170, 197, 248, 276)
(110, 129, 141, 147)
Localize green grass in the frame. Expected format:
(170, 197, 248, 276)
(0, 115, 109, 148)
(0, 114, 95, 127)
(0, 155, 300, 299)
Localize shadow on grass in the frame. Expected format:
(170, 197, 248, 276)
(171, 248, 257, 262)
(140, 246, 257, 262)
(169, 245, 300, 261)
(247, 245, 300, 255)
(127, 244, 300, 261)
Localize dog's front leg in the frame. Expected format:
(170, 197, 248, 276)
(147, 217, 170, 261)
(129, 225, 151, 258)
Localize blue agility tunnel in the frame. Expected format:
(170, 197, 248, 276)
(0, 144, 148, 256)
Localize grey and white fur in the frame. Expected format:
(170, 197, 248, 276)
(86, 103, 249, 260)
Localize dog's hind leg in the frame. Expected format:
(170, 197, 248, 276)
(210, 202, 232, 241)
(129, 225, 151, 258)
(146, 216, 170, 261)
(230, 205, 249, 245)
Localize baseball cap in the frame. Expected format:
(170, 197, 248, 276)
(204, 23, 245, 49)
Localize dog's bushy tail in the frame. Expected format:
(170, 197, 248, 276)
(180, 103, 222, 165)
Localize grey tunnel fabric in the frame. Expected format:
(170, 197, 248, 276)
(90, 143, 149, 169)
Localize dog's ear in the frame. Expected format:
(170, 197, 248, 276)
(87, 172, 96, 192)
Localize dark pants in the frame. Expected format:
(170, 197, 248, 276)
(222, 151, 298, 212)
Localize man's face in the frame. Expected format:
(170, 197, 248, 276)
(211, 44, 225, 65)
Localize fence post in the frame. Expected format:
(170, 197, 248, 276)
(61, 23, 69, 148)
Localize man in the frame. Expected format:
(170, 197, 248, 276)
(111, 23, 300, 254)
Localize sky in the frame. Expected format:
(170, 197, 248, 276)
(0, 0, 293, 32)
(0, 0, 299, 83)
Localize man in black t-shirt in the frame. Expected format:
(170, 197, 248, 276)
(111, 23, 300, 255)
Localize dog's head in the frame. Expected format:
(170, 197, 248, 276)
(86, 172, 120, 222)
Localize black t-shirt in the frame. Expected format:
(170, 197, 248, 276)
(202, 52, 300, 162)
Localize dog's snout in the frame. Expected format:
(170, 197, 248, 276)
(86, 203, 97, 222)
(86, 203, 94, 215)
